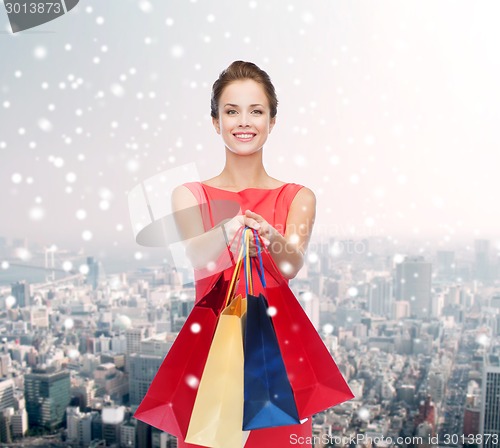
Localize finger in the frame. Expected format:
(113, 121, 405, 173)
(245, 209, 264, 222)
(247, 231, 267, 246)
(235, 215, 245, 226)
(243, 216, 261, 230)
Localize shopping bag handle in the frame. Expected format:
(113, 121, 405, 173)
(244, 228, 288, 285)
(242, 228, 267, 297)
(240, 227, 255, 297)
(223, 225, 247, 308)
(251, 228, 266, 288)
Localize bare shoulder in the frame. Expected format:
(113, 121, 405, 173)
(171, 184, 198, 210)
(291, 185, 316, 208)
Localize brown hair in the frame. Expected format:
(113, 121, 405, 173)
(210, 61, 278, 119)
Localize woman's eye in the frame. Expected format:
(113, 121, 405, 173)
(252, 110, 263, 115)
(227, 110, 237, 115)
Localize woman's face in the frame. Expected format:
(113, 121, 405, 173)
(212, 79, 276, 156)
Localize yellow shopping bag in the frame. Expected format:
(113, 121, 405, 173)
(185, 229, 251, 448)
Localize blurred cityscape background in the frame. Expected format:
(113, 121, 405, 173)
(0, 233, 499, 447)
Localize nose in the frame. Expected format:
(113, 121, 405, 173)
(238, 112, 250, 127)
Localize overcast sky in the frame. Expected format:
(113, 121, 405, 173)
(1, 0, 500, 263)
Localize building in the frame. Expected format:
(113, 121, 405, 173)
(10, 408, 28, 438)
(0, 408, 13, 444)
(428, 370, 445, 404)
(71, 378, 95, 410)
(67, 406, 81, 441)
(93, 363, 128, 401)
(125, 327, 148, 357)
(368, 276, 393, 317)
(298, 290, 320, 330)
(120, 420, 136, 447)
(480, 354, 500, 447)
(0, 379, 15, 412)
(128, 333, 173, 406)
(394, 256, 432, 319)
(0, 354, 12, 377)
(11, 280, 30, 308)
(101, 353, 126, 370)
(414, 395, 437, 435)
(29, 306, 50, 328)
(24, 368, 71, 430)
(102, 406, 125, 446)
(66, 406, 93, 446)
(86, 257, 102, 290)
(463, 404, 480, 437)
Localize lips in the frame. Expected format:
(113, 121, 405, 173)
(233, 133, 256, 142)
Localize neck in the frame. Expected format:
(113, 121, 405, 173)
(218, 147, 270, 187)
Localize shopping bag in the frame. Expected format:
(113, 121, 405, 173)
(243, 228, 300, 430)
(133, 271, 229, 437)
(253, 231, 355, 418)
(185, 230, 248, 448)
(134, 226, 245, 438)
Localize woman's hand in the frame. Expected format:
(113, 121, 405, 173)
(223, 210, 274, 257)
(243, 210, 277, 249)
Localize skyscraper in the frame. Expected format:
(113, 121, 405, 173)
(24, 368, 71, 430)
(368, 276, 393, 317)
(480, 353, 500, 447)
(129, 333, 173, 406)
(11, 280, 30, 308)
(86, 256, 102, 290)
(0, 379, 15, 412)
(125, 327, 149, 357)
(395, 256, 432, 319)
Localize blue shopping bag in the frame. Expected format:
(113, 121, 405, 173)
(242, 228, 300, 430)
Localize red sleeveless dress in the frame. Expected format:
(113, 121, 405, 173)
(177, 181, 313, 447)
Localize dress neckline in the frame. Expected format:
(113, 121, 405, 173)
(200, 182, 288, 194)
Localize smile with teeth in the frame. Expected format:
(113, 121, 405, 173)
(234, 133, 256, 141)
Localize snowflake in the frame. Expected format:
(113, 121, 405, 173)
(38, 118, 53, 132)
(185, 375, 199, 388)
(171, 45, 184, 58)
(139, 1, 153, 13)
(82, 230, 93, 241)
(33, 46, 47, 60)
(190, 323, 201, 334)
(29, 207, 44, 221)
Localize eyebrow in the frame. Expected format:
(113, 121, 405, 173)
(223, 103, 264, 108)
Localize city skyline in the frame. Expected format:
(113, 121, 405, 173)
(1, 225, 499, 446)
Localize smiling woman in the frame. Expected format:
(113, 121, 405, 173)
(177, 60, 318, 447)
(136, 61, 321, 448)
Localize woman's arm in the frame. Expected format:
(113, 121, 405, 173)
(245, 186, 316, 279)
(171, 185, 230, 270)
(171, 185, 262, 270)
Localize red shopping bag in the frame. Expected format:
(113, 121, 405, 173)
(134, 226, 245, 437)
(133, 271, 229, 437)
(256, 234, 355, 418)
